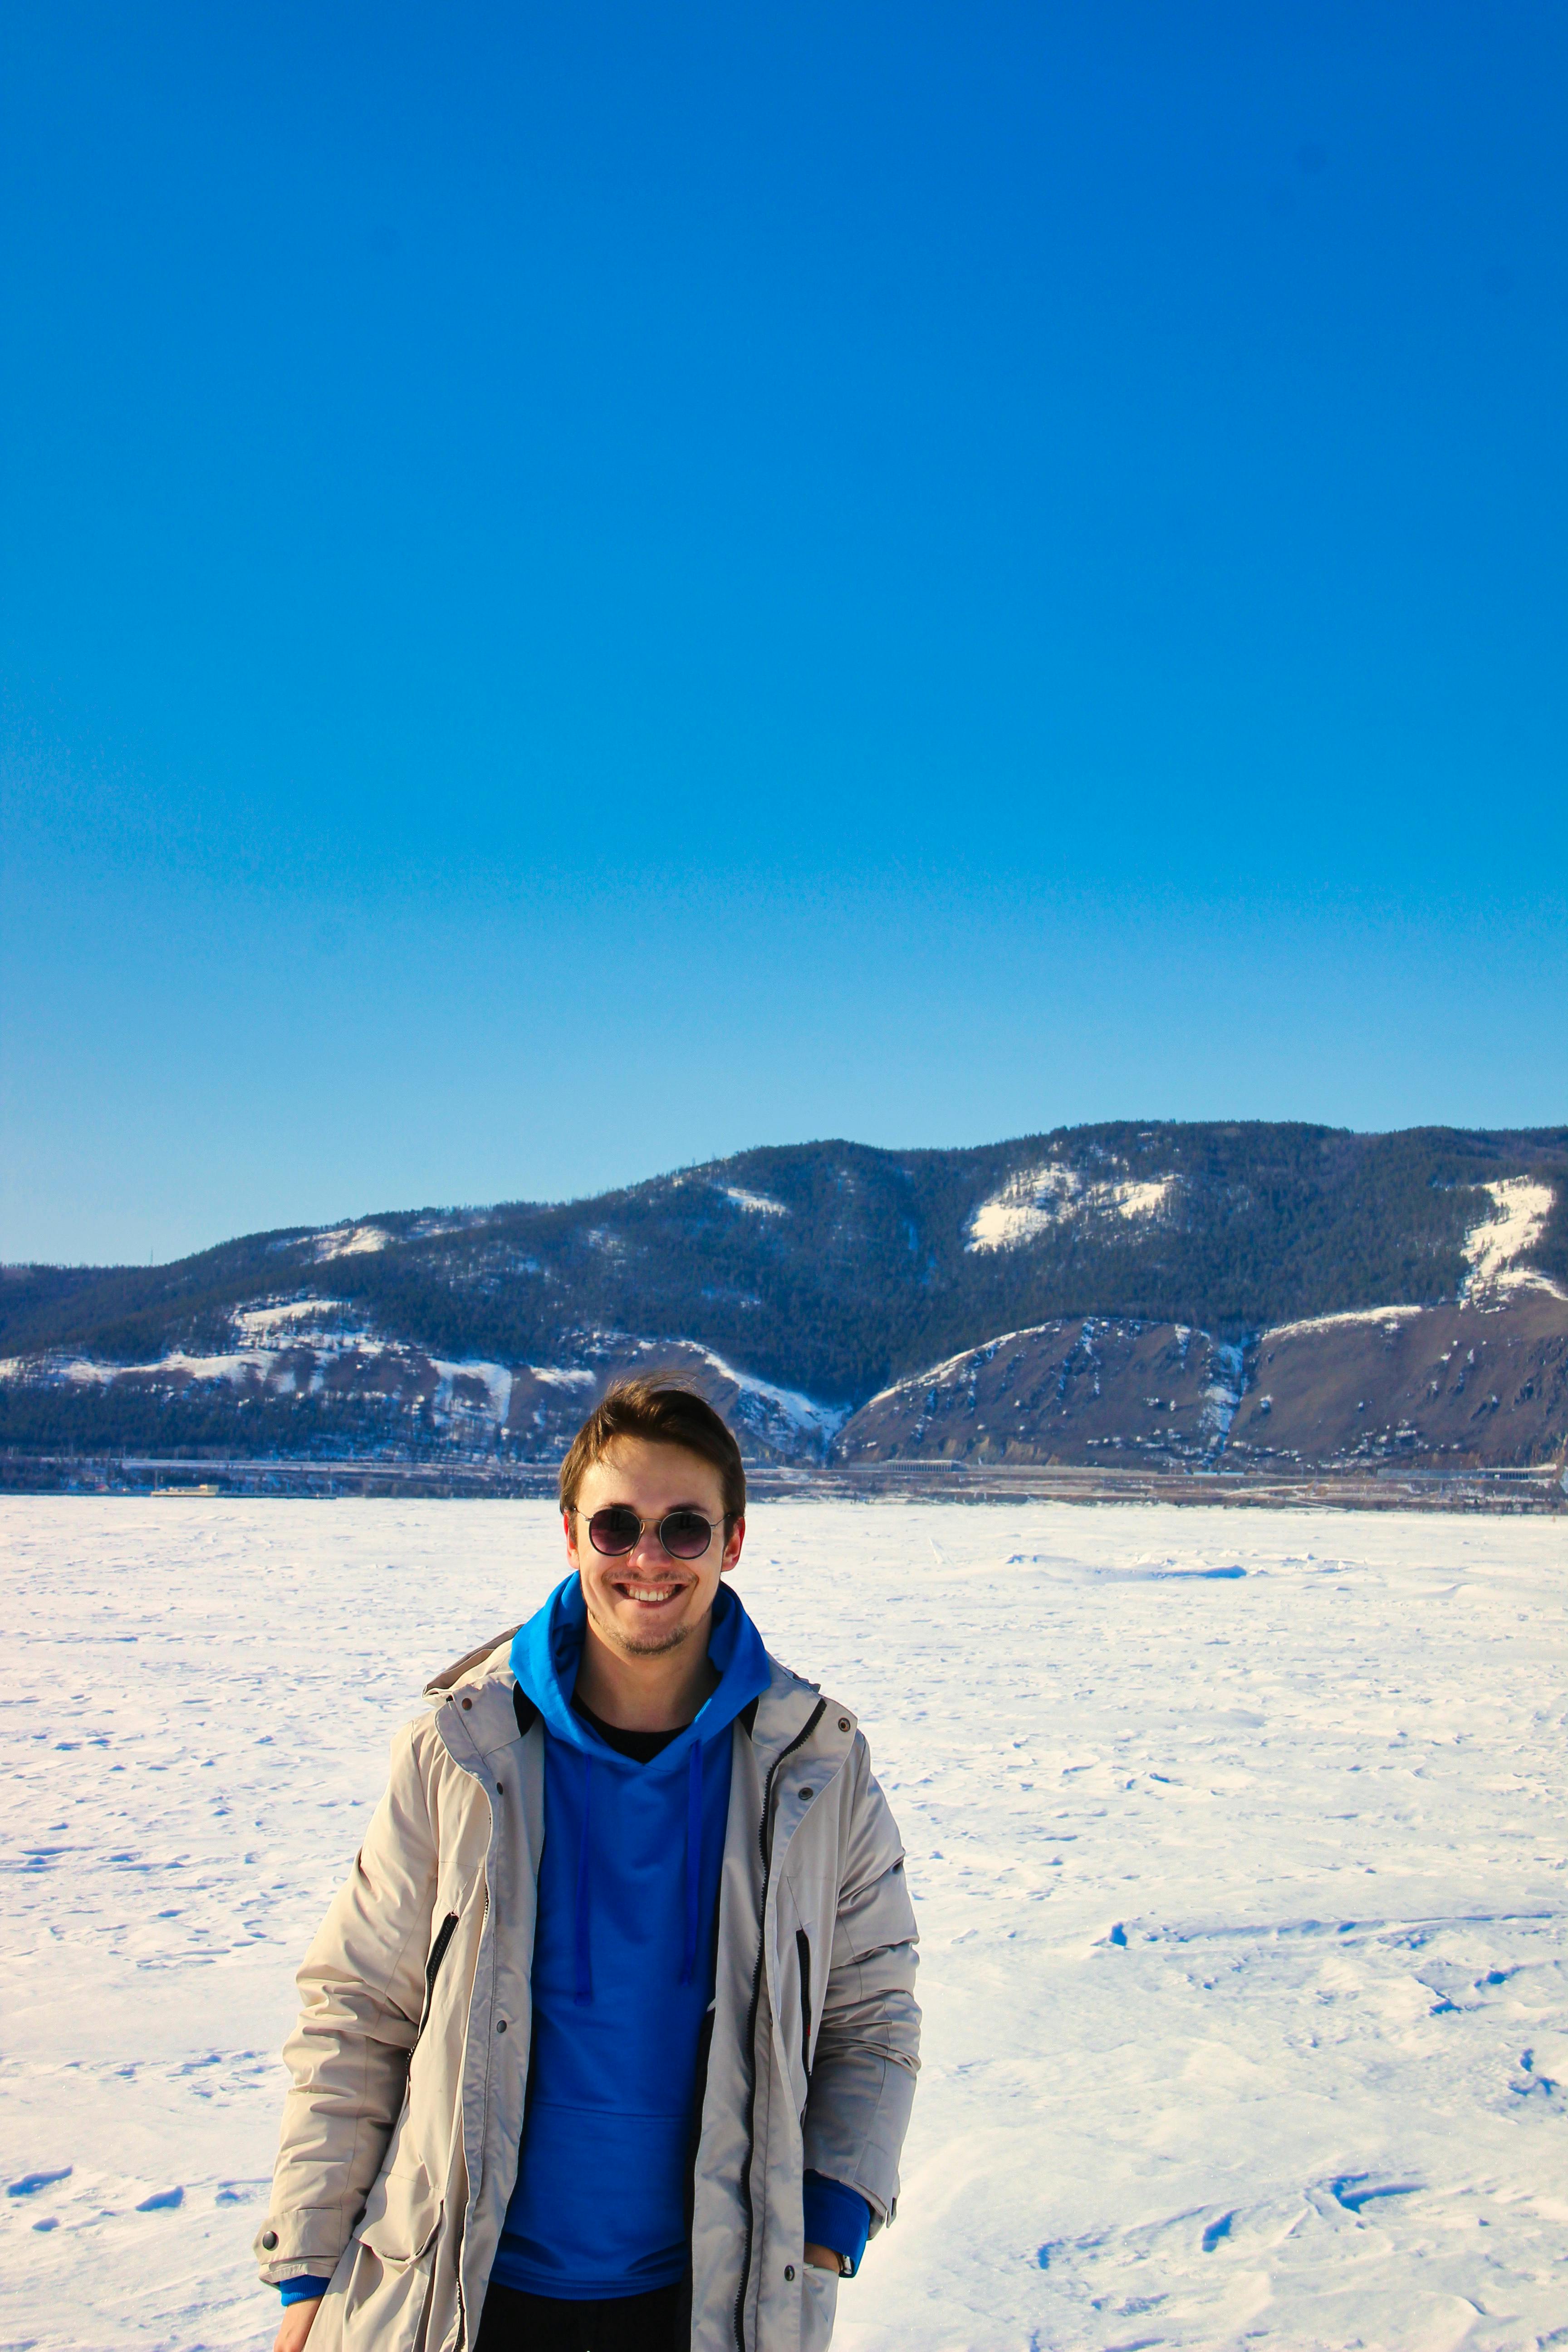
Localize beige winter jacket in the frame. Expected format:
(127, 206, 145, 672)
(255, 1627, 920, 2352)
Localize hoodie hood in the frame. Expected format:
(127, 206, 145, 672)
(509, 1573, 770, 1772)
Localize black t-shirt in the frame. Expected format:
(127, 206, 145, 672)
(570, 1693, 689, 1764)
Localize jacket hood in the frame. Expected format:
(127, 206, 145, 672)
(509, 1574, 771, 1775)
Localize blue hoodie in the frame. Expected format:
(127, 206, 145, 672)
(490, 1574, 772, 2299)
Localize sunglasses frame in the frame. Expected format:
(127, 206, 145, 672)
(569, 1504, 734, 1561)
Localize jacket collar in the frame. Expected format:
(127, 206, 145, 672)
(425, 1629, 524, 1765)
(425, 1628, 855, 1775)
(750, 1652, 855, 1762)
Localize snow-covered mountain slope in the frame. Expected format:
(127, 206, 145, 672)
(5, 1498, 1566, 2350)
(0, 1321, 846, 1465)
(836, 1318, 1246, 1467)
(834, 1289, 1568, 1473)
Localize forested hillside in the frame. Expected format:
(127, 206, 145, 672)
(3, 1121, 1565, 1461)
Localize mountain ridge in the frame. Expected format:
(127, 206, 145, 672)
(4, 1122, 1566, 1471)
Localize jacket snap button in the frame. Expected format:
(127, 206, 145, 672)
(784, 2265, 795, 2282)
(495, 1784, 504, 1796)
(799, 1788, 813, 1802)
(838, 1716, 851, 1732)
(496, 2019, 508, 2034)
(462, 1698, 473, 1711)
(260, 2230, 278, 2250)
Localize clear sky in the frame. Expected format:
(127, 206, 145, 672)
(3, 1, 1565, 1266)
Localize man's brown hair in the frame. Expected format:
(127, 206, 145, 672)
(559, 1380, 747, 1523)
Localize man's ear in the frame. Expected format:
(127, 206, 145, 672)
(721, 1514, 745, 1575)
(563, 1508, 580, 1566)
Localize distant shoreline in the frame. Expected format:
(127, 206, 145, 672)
(5, 1452, 1562, 1514)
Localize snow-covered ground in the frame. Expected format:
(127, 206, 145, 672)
(3, 1499, 1566, 2352)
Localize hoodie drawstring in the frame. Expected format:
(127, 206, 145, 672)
(681, 1740, 703, 1987)
(573, 1754, 593, 2004)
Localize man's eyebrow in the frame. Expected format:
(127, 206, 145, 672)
(593, 1497, 718, 1512)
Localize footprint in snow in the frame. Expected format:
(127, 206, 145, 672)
(1513, 2050, 1556, 2095)
(1330, 2176, 1421, 2215)
(8, 2168, 72, 2197)
(135, 2186, 185, 2211)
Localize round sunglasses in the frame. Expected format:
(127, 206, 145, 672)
(572, 1504, 731, 1561)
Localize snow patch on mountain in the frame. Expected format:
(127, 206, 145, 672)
(720, 1186, 789, 1217)
(431, 1360, 513, 1427)
(690, 1346, 848, 1451)
(234, 1299, 355, 1342)
(1200, 1342, 1246, 1448)
(966, 1166, 1177, 1252)
(48, 1352, 266, 1388)
(313, 1223, 391, 1262)
(966, 1167, 1081, 1250)
(1266, 1304, 1427, 1342)
(1109, 1177, 1176, 1220)
(0, 1352, 242, 1391)
(1464, 1177, 1559, 1294)
(862, 1327, 1043, 1408)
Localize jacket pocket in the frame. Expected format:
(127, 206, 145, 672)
(339, 2212, 442, 2352)
(800, 2257, 838, 2352)
(416, 1912, 459, 2042)
(357, 2165, 442, 2266)
(796, 1930, 813, 2078)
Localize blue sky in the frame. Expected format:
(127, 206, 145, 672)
(3, 1, 1565, 1264)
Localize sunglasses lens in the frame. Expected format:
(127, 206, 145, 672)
(587, 1507, 641, 1556)
(659, 1510, 715, 1559)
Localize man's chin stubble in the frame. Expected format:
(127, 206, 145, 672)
(590, 1605, 696, 1659)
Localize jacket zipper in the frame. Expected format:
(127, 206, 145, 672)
(416, 1911, 459, 2043)
(731, 1699, 825, 2352)
(796, 1930, 813, 2079)
(674, 2003, 717, 2350)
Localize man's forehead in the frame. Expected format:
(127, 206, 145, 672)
(575, 1434, 727, 1504)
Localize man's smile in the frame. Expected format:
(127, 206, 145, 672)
(614, 1578, 685, 1607)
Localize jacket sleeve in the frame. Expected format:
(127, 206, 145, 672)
(255, 1716, 440, 2284)
(801, 1738, 921, 2235)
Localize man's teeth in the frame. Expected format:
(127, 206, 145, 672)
(625, 1584, 678, 1602)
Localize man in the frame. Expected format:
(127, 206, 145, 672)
(257, 1379, 920, 2351)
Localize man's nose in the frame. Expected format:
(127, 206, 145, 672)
(629, 1526, 675, 1569)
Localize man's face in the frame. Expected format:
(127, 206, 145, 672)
(565, 1436, 745, 1661)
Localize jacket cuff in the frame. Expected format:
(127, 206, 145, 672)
(279, 2277, 332, 2306)
(254, 2208, 352, 2280)
(803, 2171, 872, 2276)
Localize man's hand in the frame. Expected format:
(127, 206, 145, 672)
(272, 2298, 322, 2352)
(804, 2243, 843, 2273)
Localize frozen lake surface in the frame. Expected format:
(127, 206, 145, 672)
(3, 1497, 1566, 2352)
